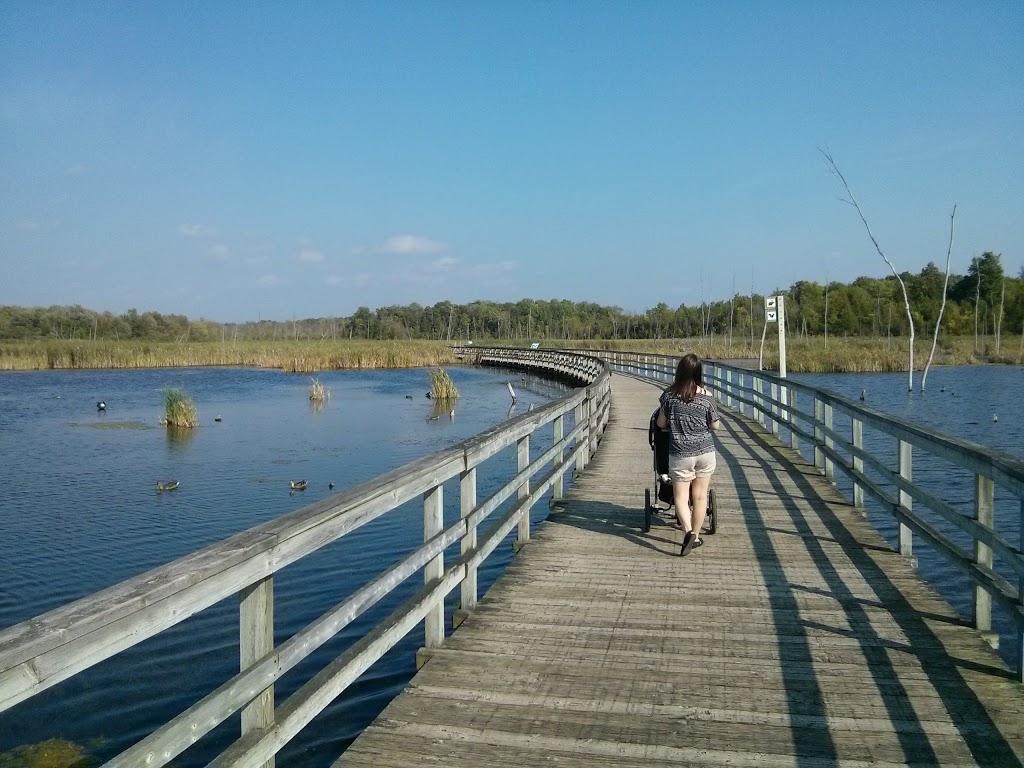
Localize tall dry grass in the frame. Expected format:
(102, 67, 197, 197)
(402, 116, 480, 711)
(552, 336, 1024, 372)
(0, 340, 458, 372)
(163, 388, 198, 428)
(1, 336, 1018, 374)
(428, 368, 459, 400)
(308, 377, 328, 401)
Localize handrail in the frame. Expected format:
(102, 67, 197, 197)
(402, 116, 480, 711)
(0, 349, 611, 767)
(581, 347, 1024, 680)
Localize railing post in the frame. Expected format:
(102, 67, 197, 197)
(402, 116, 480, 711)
(455, 466, 477, 628)
(725, 369, 733, 409)
(852, 417, 864, 509)
(824, 403, 834, 480)
(770, 382, 780, 436)
(516, 434, 531, 550)
(581, 398, 591, 469)
(423, 483, 444, 649)
(573, 401, 584, 474)
(789, 390, 799, 452)
(898, 440, 913, 558)
(974, 473, 994, 636)
(813, 398, 824, 471)
(552, 414, 564, 501)
(1019, 500, 1024, 682)
(754, 377, 763, 427)
(240, 576, 275, 768)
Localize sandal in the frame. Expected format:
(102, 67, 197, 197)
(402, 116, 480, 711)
(680, 531, 696, 556)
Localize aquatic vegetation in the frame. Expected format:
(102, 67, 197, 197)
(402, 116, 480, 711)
(70, 420, 154, 430)
(428, 367, 459, 400)
(0, 738, 89, 768)
(308, 377, 328, 402)
(163, 387, 198, 428)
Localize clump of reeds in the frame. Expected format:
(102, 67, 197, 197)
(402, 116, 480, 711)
(163, 387, 198, 428)
(428, 367, 459, 400)
(309, 377, 329, 401)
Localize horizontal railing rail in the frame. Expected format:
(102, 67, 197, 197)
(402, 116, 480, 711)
(0, 350, 611, 768)
(582, 347, 1024, 680)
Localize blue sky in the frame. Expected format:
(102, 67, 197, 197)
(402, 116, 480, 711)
(1, 2, 1021, 322)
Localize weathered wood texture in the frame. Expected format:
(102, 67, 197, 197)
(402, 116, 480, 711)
(337, 373, 1024, 767)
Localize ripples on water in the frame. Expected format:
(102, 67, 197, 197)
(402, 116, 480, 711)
(0, 366, 571, 765)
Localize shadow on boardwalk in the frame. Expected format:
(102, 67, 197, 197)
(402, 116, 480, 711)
(549, 413, 1021, 766)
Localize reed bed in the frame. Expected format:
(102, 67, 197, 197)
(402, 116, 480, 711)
(428, 368, 459, 400)
(0, 336, 1019, 374)
(0, 340, 458, 372)
(551, 336, 1024, 372)
(163, 388, 198, 428)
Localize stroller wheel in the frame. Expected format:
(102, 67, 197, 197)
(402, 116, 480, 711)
(643, 488, 652, 533)
(705, 488, 717, 535)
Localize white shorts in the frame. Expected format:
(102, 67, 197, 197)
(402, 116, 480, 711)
(669, 451, 716, 483)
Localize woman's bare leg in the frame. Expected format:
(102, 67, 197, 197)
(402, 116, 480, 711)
(690, 476, 712, 537)
(673, 480, 693, 531)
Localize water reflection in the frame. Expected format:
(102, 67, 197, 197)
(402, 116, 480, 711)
(164, 425, 196, 451)
(429, 399, 457, 421)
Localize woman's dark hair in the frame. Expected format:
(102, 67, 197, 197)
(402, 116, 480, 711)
(669, 353, 704, 402)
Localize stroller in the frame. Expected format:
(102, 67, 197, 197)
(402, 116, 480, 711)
(643, 408, 718, 537)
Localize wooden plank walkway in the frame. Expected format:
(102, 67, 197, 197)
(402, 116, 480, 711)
(336, 373, 1024, 767)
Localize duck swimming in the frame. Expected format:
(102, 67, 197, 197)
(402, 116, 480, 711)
(97, 401, 106, 411)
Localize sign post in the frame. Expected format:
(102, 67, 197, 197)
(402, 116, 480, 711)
(764, 295, 788, 433)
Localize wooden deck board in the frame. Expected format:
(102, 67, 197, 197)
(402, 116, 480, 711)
(337, 374, 1024, 766)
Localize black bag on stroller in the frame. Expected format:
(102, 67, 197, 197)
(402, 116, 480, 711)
(643, 407, 717, 535)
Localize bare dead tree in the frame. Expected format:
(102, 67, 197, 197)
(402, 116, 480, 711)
(758, 313, 769, 370)
(728, 273, 736, 350)
(821, 149, 916, 391)
(996, 276, 1006, 353)
(974, 256, 981, 352)
(921, 205, 956, 392)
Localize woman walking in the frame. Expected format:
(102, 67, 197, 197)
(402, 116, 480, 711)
(657, 353, 720, 555)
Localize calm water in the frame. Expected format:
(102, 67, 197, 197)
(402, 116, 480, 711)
(0, 365, 571, 765)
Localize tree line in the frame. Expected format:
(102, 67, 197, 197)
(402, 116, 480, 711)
(2, 252, 1020, 346)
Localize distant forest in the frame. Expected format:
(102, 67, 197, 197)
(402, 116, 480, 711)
(2, 252, 1021, 343)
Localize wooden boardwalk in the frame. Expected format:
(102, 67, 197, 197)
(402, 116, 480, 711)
(337, 374, 1024, 767)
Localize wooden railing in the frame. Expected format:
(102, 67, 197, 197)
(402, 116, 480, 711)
(585, 347, 1024, 680)
(0, 350, 610, 767)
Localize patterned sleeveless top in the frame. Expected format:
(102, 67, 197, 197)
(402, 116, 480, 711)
(659, 389, 719, 458)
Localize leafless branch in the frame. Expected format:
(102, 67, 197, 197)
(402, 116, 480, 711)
(921, 205, 956, 392)
(820, 148, 916, 391)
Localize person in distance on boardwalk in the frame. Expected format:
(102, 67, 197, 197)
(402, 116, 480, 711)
(657, 353, 720, 555)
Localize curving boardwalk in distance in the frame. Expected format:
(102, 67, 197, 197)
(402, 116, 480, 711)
(336, 373, 1024, 767)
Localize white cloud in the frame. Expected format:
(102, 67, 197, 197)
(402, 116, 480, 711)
(298, 248, 325, 263)
(326, 275, 343, 286)
(259, 274, 281, 286)
(379, 234, 448, 255)
(178, 223, 217, 238)
(208, 244, 231, 260)
(17, 220, 40, 231)
(425, 256, 458, 273)
(65, 163, 87, 175)
(470, 260, 516, 275)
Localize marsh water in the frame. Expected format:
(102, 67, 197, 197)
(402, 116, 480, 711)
(0, 365, 572, 765)
(0, 363, 1022, 765)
